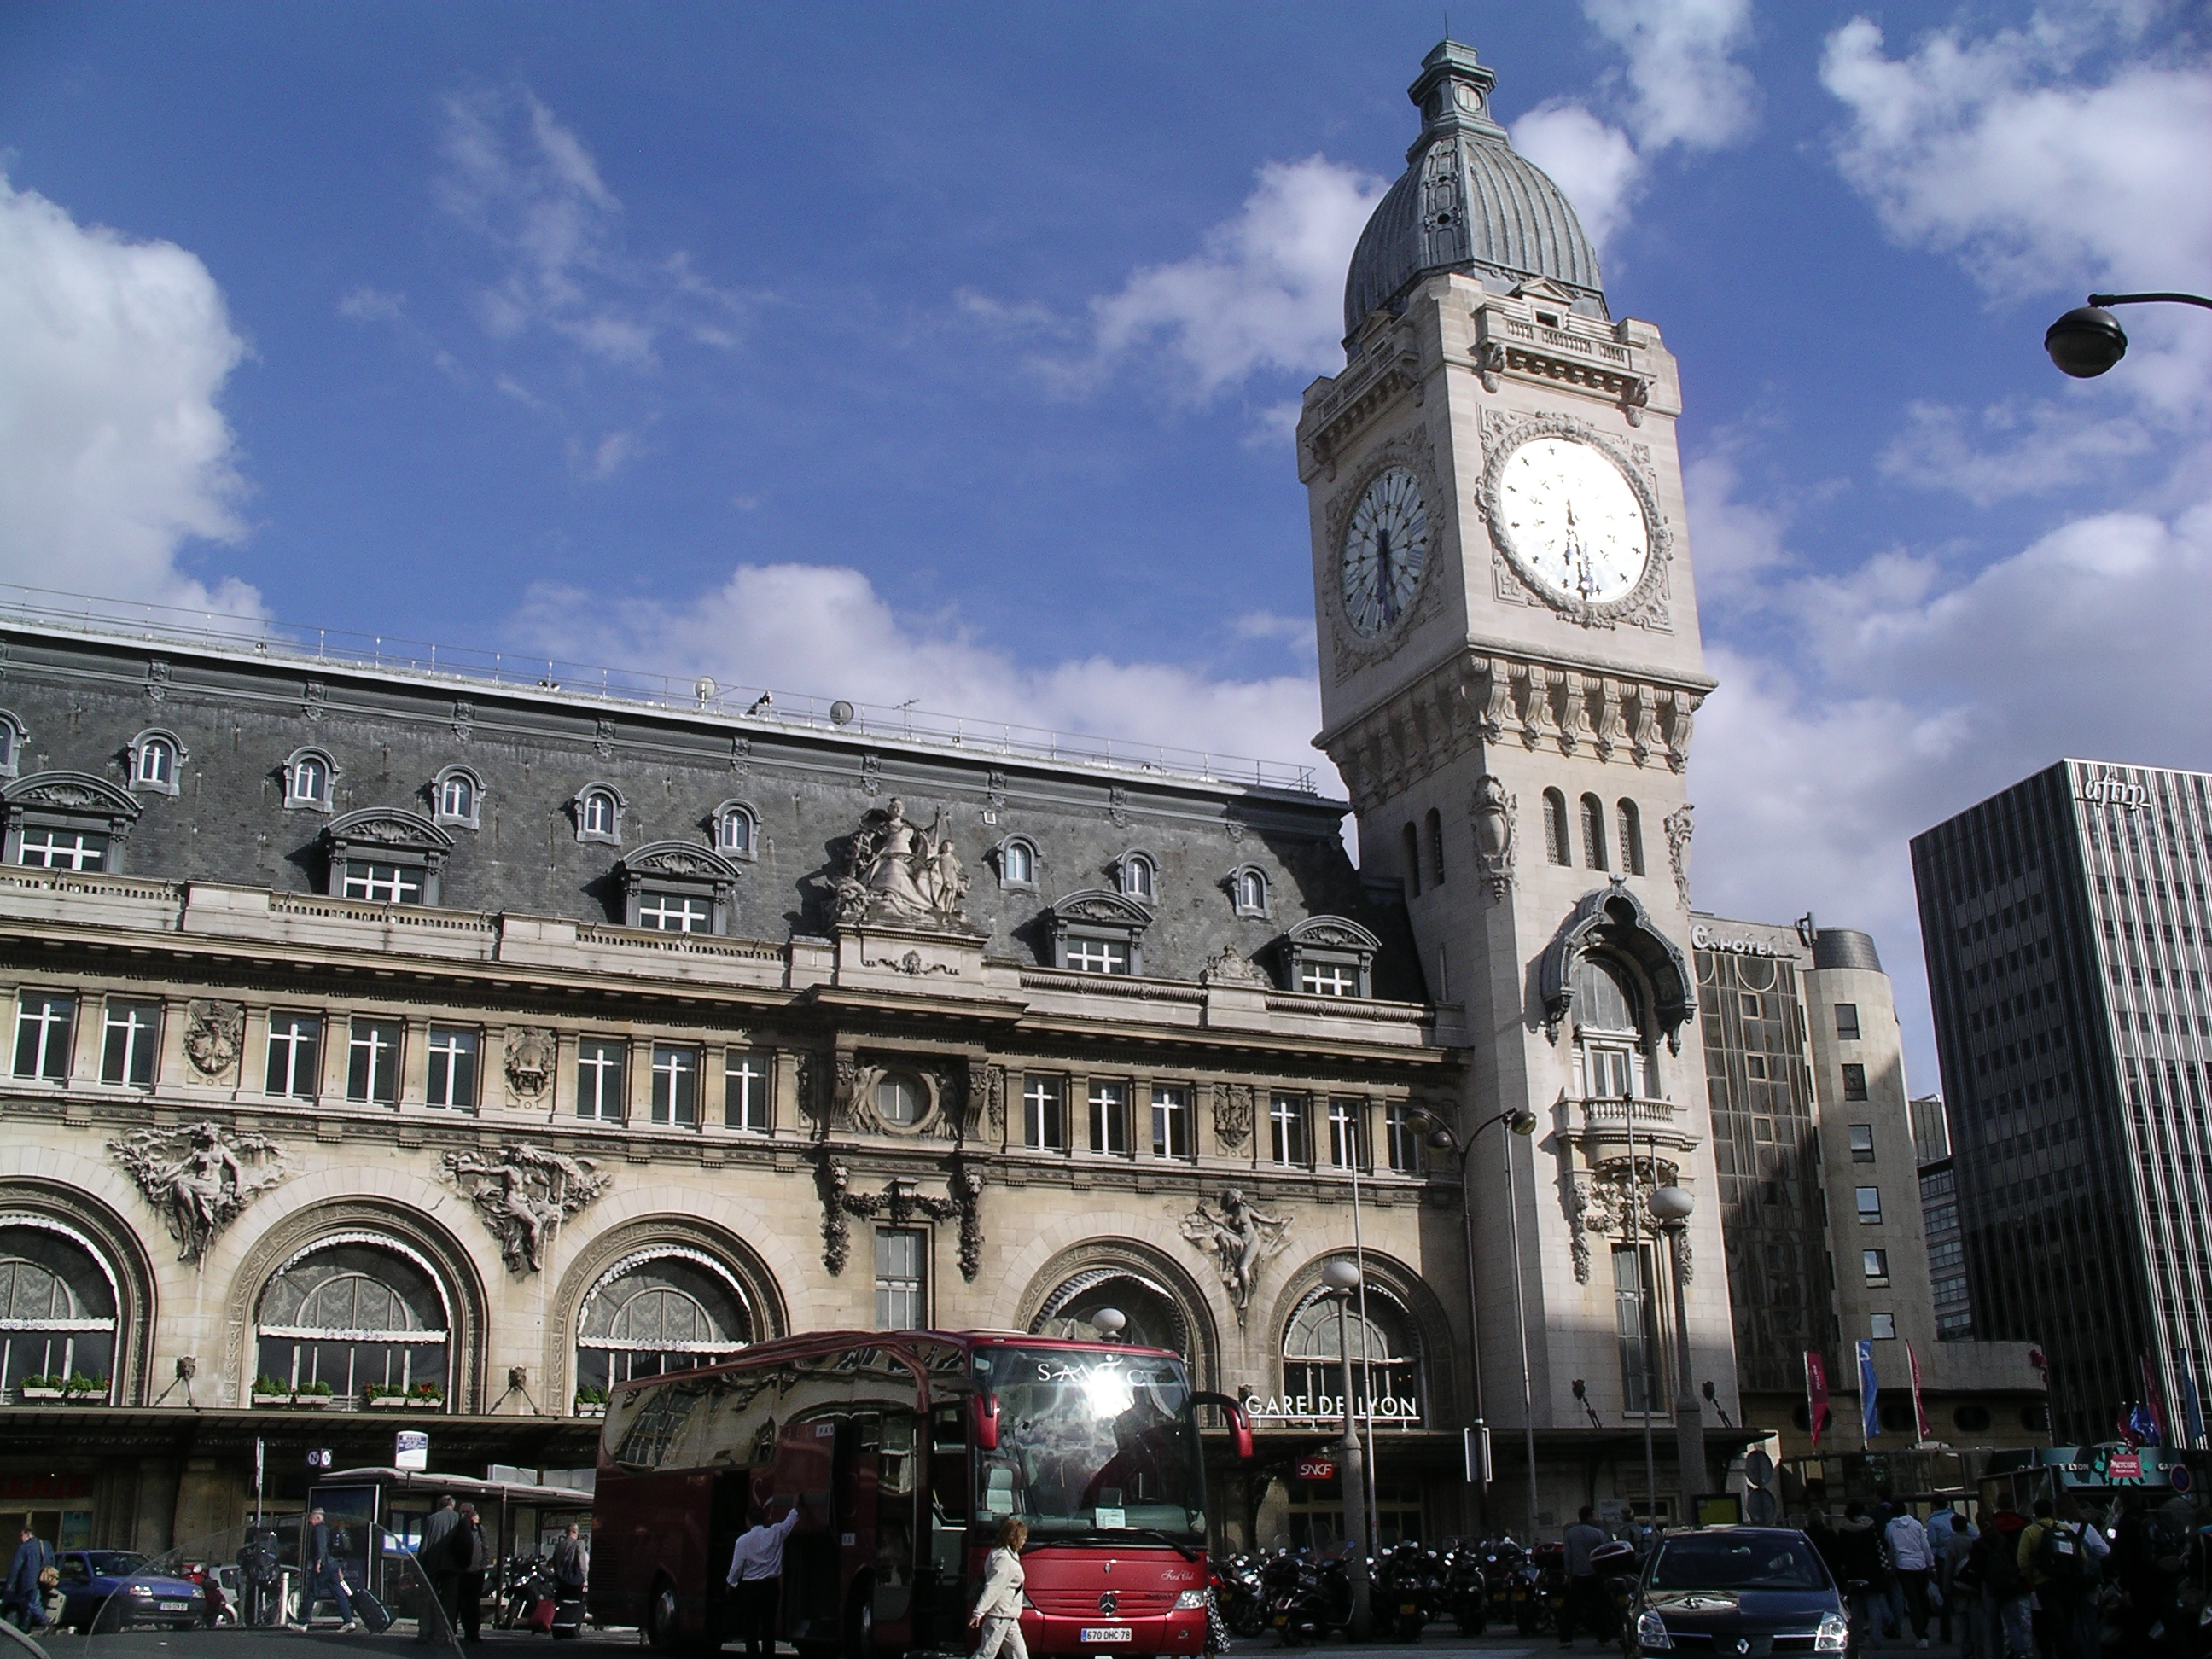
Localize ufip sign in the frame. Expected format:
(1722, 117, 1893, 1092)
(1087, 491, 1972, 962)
(2077, 768, 2150, 812)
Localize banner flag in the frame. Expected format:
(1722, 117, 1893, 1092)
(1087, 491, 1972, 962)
(1907, 1342, 1932, 1443)
(1805, 1349, 1831, 1450)
(1858, 1339, 1880, 1444)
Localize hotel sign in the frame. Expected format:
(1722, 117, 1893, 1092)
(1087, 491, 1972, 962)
(2077, 769, 2150, 812)
(1690, 925, 1792, 958)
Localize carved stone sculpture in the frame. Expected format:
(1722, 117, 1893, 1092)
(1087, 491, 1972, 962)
(824, 796, 978, 933)
(1199, 948, 1268, 987)
(111, 1121, 285, 1264)
(183, 999, 244, 1078)
(1662, 803, 1696, 909)
(1470, 774, 1516, 901)
(1211, 1083, 1254, 1151)
(1178, 1188, 1289, 1326)
(504, 1027, 556, 1102)
(442, 1144, 611, 1275)
(1565, 1158, 1683, 1284)
(817, 1155, 985, 1281)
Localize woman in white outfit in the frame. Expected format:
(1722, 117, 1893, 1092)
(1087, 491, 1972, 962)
(969, 1518, 1030, 1659)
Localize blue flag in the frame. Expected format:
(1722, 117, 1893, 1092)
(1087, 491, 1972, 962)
(1858, 1339, 1881, 1442)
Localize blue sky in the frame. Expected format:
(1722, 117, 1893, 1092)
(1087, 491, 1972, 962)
(3, 2, 2209, 1086)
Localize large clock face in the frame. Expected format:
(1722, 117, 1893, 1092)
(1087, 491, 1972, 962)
(1492, 435, 1650, 605)
(1340, 466, 1429, 637)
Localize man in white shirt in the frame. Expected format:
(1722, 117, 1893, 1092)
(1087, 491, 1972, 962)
(1883, 1508, 1935, 1649)
(726, 1499, 803, 1659)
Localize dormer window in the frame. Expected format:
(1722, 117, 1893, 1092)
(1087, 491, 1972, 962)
(618, 841, 742, 935)
(1227, 864, 1272, 920)
(713, 800, 758, 859)
(995, 835, 1039, 892)
(1046, 889, 1152, 976)
(129, 730, 185, 795)
(0, 713, 25, 780)
(323, 809, 452, 907)
(432, 765, 483, 830)
(285, 748, 337, 811)
(3, 772, 141, 874)
(574, 784, 626, 846)
(1280, 916, 1382, 1000)
(1116, 851, 1157, 901)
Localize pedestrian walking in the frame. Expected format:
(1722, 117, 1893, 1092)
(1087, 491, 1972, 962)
(1884, 1506, 1935, 1648)
(416, 1495, 460, 1644)
(453, 1502, 490, 1643)
(4, 1523, 53, 1633)
(1837, 1504, 1889, 1651)
(293, 1506, 359, 1633)
(969, 1517, 1030, 1659)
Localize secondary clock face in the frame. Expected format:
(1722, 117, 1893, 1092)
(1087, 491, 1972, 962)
(1492, 435, 1650, 605)
(1340, 466, 1429, 637)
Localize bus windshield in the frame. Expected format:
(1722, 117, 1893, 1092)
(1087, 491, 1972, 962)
(975, 1346, 1205, 1545)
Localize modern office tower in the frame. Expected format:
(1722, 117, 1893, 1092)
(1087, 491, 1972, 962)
(1695, 914, 2046, 1458)
(1914, 760, 2212, 1445)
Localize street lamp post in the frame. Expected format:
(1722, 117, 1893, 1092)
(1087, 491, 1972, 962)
(1650, 1185, 1705, 1514)
(1423, 1108, 1540, 1540)
(2044, 291, 2212, 377)
(1322, 1258, 1372, 1639)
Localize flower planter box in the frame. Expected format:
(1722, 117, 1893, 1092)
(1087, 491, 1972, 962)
(367, 1395, 407, 1409)
(251, 1392, 291, 1409)
(20, 1387, 64, 1402)
(406, 1397, 444, 1410)
(293, 1394, 334, 1409)
(573, 1402, 606, 1419)
(60, 1393, 107, 1406)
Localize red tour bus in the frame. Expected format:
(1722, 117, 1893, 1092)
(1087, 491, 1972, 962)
(590, 1328, 1253, 1656)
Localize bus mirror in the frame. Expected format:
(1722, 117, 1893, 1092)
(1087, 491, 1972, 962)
(972, 1392, 1000, 1451)
(1189, 1391, 1255, 1461)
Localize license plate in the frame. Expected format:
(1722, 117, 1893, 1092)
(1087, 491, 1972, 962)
(1080, 1629, 1133, 1644)
(160, 1602, 190, 1611)
(1401, 1604, 1418, 1615)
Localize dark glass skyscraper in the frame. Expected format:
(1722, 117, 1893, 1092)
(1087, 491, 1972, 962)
(1912, 760, 2212, 1444)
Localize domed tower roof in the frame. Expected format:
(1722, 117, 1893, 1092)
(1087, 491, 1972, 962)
(1343, 39, 1608, 340)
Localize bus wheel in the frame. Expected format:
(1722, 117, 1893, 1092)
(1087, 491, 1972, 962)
(842, 1579, 875, 1659)
(648, 1579, 684, 1655)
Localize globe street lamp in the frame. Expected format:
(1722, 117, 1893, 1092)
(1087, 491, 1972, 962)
(1648, 1184, 1706, 1513)
(2045, 291, 2212, 378)
(1321, 1257, 1372, 1639)
(1421, 1107, 1540, 1541)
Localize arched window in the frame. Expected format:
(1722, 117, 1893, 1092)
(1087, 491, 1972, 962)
(285, 748, 336, 811)
(997, 836, 1038, 890)
(1543, 789, 1570, 865)
(1581, 794, 1609, 870)
(257, 1239, 450, 1406)
(1573, 955, 1644, 1101)
(1030, 1267, 1190, 1355)
(1424, 807, 1446, 886)
(0, 1221, 118, 1402)
(715, 801, 757, 858)
(1281, 1287, 1423, 1423)
(1618, 799, 1645, 876)
(1231, 866, 1271, 918)
(0, 713, 24, 780)
(431, 766, 482, 830)
(575, 1251, 750, 1397)
(1120, 853, 1156, 901)
(574, 784, 625, 845)
(130, 730, 185, 794)
(1401, 824, 1421, 897)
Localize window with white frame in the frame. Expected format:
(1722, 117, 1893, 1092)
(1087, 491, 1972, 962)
(325, 809, 450, 908)
(876, 1072, 923, 1128)
(1023, 1074, 1065, 1150)
(129, 731, 184, 794)
(875, 1227, 927, 1329)
(101, 999, 160, 1088)
(1299, 960, 1358, 997)
(652, 1044, 700, 1126)
(285, 748, 335, 810)
(431, 766, 482, 830)
(14, 992, 75, 1081)
(1088, 1080, 1132, 1155)
(1230, 865, 1271, 918)
(17, 829, 108, 871)
(425, 1026, 480, 1109)
(1384, 1101, 1422, 1174)
(265, 1013, 323, 1098)
(347, 1019, 402, 1106)
(1282, 916, 1380, 1000)
(998, 837, 1038, 889)
(1270, 1093, 1310, 1167)
(577, 1039, 626, 1121)
(342, 861, 425, 905)
(576, 785, 623, 844)
(1066, 937, 1129, 975)
(1325, 1097, 1361, 1170)
(725, 1048, 771, 1132)
(1120, 853, 1155, 900)
(715, 802, 757, 857)
(637, 892, 713, 933)
(620, 842, 739, 935)
(1151, 1085, 1192, 1159)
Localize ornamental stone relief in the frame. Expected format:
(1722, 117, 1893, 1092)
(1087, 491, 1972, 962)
(504, 1027, 556, 1102)
(183, 999, 245, 1080)
(816, 1156, 985, 1281)
(110, 1121, 286, 1265)
(1177, 1188, 1290, 1327)
(441, 1144, 612, 1275)
(1663, 803, 1696, 909)
(1470, 774, 1516, 901)
(1211, 1083, 1255, 1151)
(823, 796, 978, 933)
(1564, 1159, 1692, 1287)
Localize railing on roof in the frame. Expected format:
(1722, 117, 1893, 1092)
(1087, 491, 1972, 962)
(0, 585, 1319, 795)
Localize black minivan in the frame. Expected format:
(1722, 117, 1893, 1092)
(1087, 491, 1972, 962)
(1633, 1528, 1851, 1658)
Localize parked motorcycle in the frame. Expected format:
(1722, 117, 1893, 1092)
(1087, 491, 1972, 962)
(1442, 1543, 1488, 1636)
(1215, 1554, 1270, 1639)
(1374, 1540, 1438, 1642)
(495, 1554, 552, 1630)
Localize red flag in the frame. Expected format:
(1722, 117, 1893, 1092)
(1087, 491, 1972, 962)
(1806, 1349, 1831, 1449)
(2143, 1353, 2172, 1445)
(1907, 1342, 1932, 1443)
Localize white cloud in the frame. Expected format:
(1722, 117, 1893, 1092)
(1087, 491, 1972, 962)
(1877, 399, 2155, 506)
(436, 86, 748, 368)
(509, 563, 1336, 794)
(1509, 102, 1644, 255)
(0, 173, 261, 614)
(573, 429, 640, 482)
(1681, 449, 1793, 604)
(337, 285, 406, 323)
(1819, 15, 2212, 410)
(1086, 155, 1387, 398)
(1581, 0, 1761, 152)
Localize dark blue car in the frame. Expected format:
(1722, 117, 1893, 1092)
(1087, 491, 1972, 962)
(1633, 1528, 1850, 1659)
(55, 1549, 207, 1633)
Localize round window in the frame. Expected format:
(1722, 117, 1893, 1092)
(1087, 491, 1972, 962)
(1953, 1404, 1992, 1434)
(876, 1073, 923, 1127)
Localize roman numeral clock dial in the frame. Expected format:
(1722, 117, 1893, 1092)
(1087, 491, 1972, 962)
(1340, 466, 1430, 637)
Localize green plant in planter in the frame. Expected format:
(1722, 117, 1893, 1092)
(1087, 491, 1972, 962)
(20, 1374, 61, 1391)
(574, 1385, 608, 1406)
(408, 1381, 445, 1402)
(296, 1379, 335, 1397)
(365, 1382, 405, 1401)
(64, 1371, 108, 1396)
(253, 1375, 290, 1397)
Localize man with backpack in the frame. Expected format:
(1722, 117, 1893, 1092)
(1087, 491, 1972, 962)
(1967, 1503, 2029, 1659)
(2019, 1498, 2107, 1659)
(1836, 1503, 1890, 1650)
(3, 1523, 52, 1633)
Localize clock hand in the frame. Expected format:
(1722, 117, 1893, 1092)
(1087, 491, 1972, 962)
(1375, 527, 1394, 624)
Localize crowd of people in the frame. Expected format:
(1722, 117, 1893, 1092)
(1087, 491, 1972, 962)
(1802, 1490, 2206, 1659)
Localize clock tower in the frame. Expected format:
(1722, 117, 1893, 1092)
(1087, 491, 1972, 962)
(1299, 40, 1737, 1525)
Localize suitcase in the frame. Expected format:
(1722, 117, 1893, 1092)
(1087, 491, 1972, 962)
(351, 1588, 394, 1635)
(552, 1598, 585, 1640)
(530, 1597, 558, 1634)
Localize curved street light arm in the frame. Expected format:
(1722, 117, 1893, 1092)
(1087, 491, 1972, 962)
(2087, 292, 2212, 310)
